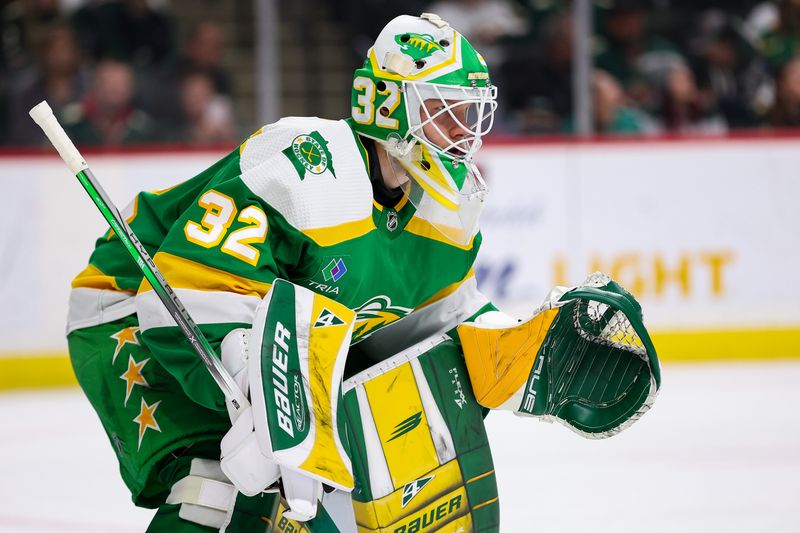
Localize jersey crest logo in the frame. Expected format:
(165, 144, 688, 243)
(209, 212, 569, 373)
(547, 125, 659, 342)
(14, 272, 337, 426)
(314, 308, 346, 328)
(283, 131, 337, 180)
(401, 475, 434, 508)
(387, 411, 422, 442)
(395, 33, 445, 61)
(322, 258, 347, 282)
(353, 295, 412, 340)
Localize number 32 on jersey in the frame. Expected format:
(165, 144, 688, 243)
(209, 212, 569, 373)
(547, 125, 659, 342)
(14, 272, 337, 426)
(184, 190, 267, 266)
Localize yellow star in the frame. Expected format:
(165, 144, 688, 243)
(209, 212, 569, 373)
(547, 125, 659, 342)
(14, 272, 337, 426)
(120, 355, 149, 406)
(133, 397, 161, 450)
(110, 326, 140, 364)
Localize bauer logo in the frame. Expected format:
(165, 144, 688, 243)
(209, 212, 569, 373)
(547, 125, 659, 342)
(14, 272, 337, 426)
(388, 411, 422, 442)
(292, 374, 307, 433)
(522, 352, 545, 414)
(401, 475, 434, 508)
(314, 308, 346, 328)
(392, 494, 463, 533)
(282, 131, 336, 180)
(272, 321, 295, 438)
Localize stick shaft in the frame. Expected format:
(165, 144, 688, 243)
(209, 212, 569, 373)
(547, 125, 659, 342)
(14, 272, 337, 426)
(30, 101, 248, 414)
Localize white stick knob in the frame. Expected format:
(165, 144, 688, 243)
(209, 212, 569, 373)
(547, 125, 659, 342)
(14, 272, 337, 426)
(29, 101, 88, 175)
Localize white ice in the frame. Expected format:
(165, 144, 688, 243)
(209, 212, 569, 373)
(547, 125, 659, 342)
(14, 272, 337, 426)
(0, 362, 798, 532)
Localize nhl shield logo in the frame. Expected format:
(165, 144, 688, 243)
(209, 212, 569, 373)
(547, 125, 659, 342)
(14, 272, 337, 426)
(386, 211, 398, 231)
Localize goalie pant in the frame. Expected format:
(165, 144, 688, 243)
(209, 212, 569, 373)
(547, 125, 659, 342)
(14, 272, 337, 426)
(67, 315, 338, 532)
(67, 314, 499, 532)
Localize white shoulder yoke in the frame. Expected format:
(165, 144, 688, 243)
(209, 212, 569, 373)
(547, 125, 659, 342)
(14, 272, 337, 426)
(239, 117, 374, 245)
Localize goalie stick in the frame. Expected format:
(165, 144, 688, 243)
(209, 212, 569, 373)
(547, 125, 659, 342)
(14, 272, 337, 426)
(29, 100, 249, 417)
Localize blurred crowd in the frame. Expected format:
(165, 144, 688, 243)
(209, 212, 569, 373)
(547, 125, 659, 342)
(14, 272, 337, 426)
(434, 0, 800, 135)
(0, 0, 236, 146)
(343, 0, 800, 136)
(6, 0, 800, 146)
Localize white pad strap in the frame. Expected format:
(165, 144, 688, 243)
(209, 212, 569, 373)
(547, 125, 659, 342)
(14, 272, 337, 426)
(166, 459, 237, 530)
(280, 465, 323, 522)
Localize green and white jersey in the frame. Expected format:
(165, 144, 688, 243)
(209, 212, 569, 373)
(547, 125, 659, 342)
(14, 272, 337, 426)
(69, 117, 493, 410)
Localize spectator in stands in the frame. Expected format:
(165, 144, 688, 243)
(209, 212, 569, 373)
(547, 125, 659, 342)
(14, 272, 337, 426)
(70, 0, 175, 68)
(594, 0, 680, 112)
(766, 56, 800, 126)
(690, 10, 773, 128)
(3, 21, 87, 145)
(760, 0, 800, 71)
(651, 58, 727, 134)
(61, 59, 157, 145)
(174, 72, 235, 145)
(564, 70, 654, 135)
(499, 11, 572, 133)
(141, 21, 232, 134)
(0, 0, 61, 72)
(423, 0, 528, 65)
(178, 21, 232, 96)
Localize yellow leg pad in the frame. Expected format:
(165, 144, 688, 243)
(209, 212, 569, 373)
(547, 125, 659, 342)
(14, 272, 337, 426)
(457, 309, 560, 408)
(353, 460, 464, 530)
(357, 486, 470, 533)
(363, 364, 440, 490)
(298, 293, 356, 489)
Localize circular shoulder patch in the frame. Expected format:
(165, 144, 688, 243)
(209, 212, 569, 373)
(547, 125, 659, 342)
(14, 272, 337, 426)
(291, 134, 329, 175)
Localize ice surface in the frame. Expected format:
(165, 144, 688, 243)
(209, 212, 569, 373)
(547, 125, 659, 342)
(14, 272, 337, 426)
(0, 362, 798, 532)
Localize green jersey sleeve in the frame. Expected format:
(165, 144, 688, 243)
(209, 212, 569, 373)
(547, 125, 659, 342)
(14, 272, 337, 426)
(136, 172, 311, 410)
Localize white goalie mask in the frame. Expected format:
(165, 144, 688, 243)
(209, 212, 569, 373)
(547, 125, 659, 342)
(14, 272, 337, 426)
(351, 13, 497, 246)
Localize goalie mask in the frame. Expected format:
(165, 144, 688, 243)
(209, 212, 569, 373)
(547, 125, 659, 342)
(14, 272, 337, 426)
(351, 13, 497, 245)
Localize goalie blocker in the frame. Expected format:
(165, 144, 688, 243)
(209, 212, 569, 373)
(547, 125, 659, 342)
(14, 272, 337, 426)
(220, 279, 355, 523)
(458, 272, 661, 438)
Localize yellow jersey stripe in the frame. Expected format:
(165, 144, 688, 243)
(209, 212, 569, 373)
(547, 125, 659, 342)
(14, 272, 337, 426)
(302, 215, 376, 246)
(417, 270, 474, 310)
(72, 264, 133, 293)
(404, 216, 475, 251)
(138, 251, 272, 297)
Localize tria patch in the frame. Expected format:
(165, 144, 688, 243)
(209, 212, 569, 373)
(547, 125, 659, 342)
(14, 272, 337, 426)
(314, 308, 346, 328)
(282, 131, 336, 180)
(401, 475, 434, 508)
(322, 258, 347, 282)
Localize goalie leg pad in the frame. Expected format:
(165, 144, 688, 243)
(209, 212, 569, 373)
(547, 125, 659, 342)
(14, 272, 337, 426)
(342, 336, 500, 533)
(248, 279, 356, 491)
